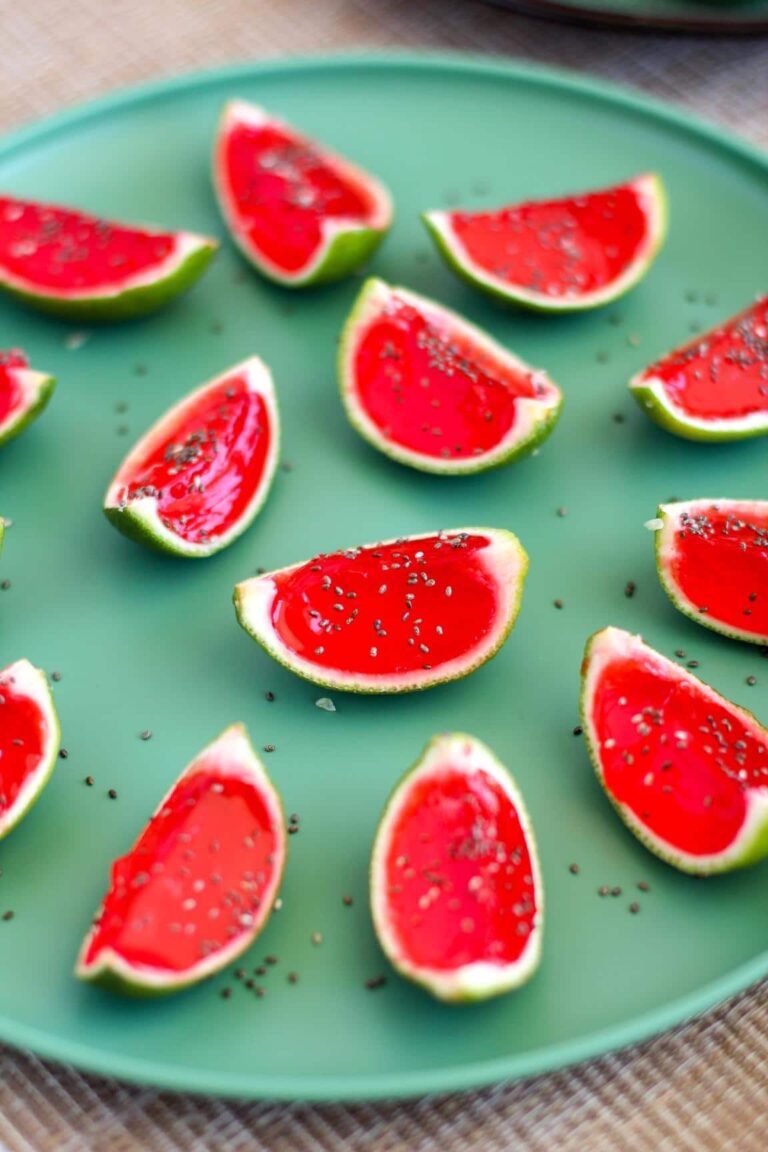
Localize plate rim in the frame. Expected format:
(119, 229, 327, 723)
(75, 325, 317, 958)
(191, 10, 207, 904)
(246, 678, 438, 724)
(482, 0, 768, 36)
(2, 51, 768, 1102)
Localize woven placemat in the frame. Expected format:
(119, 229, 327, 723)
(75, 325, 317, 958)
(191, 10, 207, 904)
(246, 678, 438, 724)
(1, 3, 767, 1148)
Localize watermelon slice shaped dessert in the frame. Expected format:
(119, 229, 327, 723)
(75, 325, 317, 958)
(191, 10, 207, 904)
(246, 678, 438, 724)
(104, 357, 279, 558)
(0, 659, 60, 842)
(370, 733, 543, 1001)
(0, 350, 55, 447)
(234, 528, 527, 694)
(213, 100, 393, 287)
(423, 174, 666, 312)
(76, 724, 286, 995)
(338, 279, 562, 474)
(581, 627, 768, 875)
(629, 297, 768, 440)
(655, 499, 768, 645)
(0, 195, 217, 319)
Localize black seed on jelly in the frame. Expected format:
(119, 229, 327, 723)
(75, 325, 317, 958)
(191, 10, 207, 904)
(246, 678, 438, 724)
(569, 863, 580, 875)
(59, 749, 68, 759)
(52, 671, 62, 682)
(624, 581, 636, 598)
(140, 730, 152, 741)
(553, 599, 564, 610)
(747, 676, 757, 686)
(365, 975, 387, 991)
(573, 725, 583, 736)
(108, 788, 117, 799)
(85, 776, 94, 786)
(629, 903, 640, 915)
(265, 691, 275, 702)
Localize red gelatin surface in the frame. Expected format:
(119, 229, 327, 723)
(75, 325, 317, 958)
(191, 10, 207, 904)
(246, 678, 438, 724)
(0, 668, 48, 820)
(353, 296, 545, 460)
(448, 181, 649, 298)
(383, 765, 537, 971)
(589, 651, 768, 857)
(640, 298, 768, 420)
(112, 374, 272, 546)
(223, 122, 378, 274)
(271, 533, 499, 676)
(665, 503, 768, 637)
(0, 350, 27, 425)
(83, 766, 281, 974)
(0, 197, 176, 292)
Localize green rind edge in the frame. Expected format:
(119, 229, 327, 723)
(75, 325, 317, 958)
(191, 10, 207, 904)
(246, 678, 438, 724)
(0, 374, 56, 448)
(0, 241, 217, 321)
(421, 175, 669, 313)
(234, 529, 528, 694)
(369, 732, 543, 1002)
(629, 378, 768, 442)
(228, 220, 388, 289)
(579, 629, 768, 876)
(337, 278, 563, 475)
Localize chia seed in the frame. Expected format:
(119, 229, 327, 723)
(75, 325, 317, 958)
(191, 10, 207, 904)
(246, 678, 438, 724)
(59, 749, 68, 759)
(573, 725, 583, 736)
(629, 902, 640, 914)
(747, 676, 757, 686)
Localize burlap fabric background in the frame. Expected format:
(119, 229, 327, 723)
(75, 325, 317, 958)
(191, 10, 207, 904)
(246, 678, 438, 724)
(1, 2, 767, 1148)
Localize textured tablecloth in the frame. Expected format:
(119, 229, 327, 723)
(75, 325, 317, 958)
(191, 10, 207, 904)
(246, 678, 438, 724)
(1, 3, 767, 1149)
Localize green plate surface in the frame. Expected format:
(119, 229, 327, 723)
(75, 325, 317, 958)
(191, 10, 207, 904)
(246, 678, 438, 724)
(487, 0, 768, 33)
(1, 54, 767, 1102)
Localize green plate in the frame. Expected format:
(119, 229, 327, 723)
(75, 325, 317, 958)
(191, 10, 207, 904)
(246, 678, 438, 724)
(1, 54, 767, 1102)
(487, 0, 768, 33)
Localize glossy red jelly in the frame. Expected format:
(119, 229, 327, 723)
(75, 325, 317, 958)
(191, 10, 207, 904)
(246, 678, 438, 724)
(271, 533, 499, 676)
(665, 503, 768, 638)
(222, 122, 378, 273)
(353, 295, 546, 460)
(590, 652, 768, 856)
(448, 180, 649, 298)
(0, 196, 176, 291)
(384, 765, 538, 970)
(83, 765, 281, 974)
(0, 667, 47, 819)
(0, 350, 27, 426)
(112, 373, 272, 546)
(640, 298, 768, 420)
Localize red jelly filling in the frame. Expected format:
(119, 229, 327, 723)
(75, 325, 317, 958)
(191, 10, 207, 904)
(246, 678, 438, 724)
(0, 197, 176, 291)
(384, 766, 537, 970)
(354, 296, 546, 460)
(224, 122, 378, 273)
(0, 350, 27, 426)
(449, 181, 649, 297)
(113, 374, 272, 545)
(0, 672, 47, 818)
(667, 504, 768, 636)
(644, 298, 768, 420)
(271, 533, 499, 676)
(591, 654, 768, 856)
(83, 766, 280, 973)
